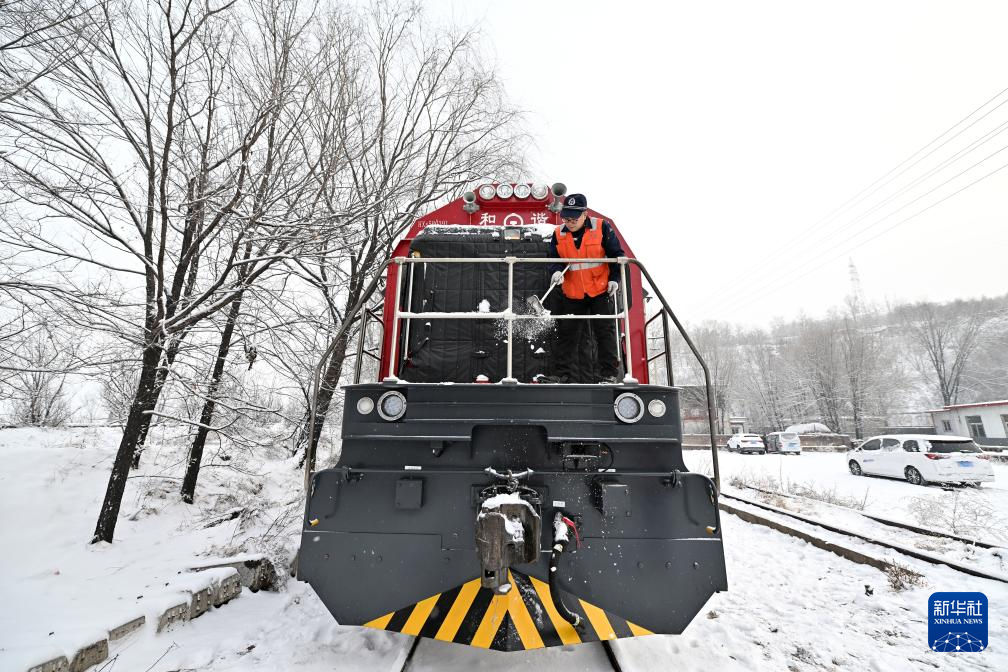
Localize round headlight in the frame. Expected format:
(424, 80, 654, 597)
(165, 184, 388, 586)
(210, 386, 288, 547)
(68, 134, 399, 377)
(356, 397, 375, 415)
(614, 393, 645, 424)
(478, 184, 496, 200)
(648, 399, 666, 418)
(513, 183, 531, 199)
(495, 183, 514, 199)
(377, 391, 407, 421)
(530, 184, 549, 199)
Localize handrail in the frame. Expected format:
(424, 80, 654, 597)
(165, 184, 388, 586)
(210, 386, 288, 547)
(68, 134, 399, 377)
(628, 259, 720, 490)
(351, 284, 388, 383)
(386, 255, 632, 383)
(305, 253, 722, 492)
(644, 308, 675, 386)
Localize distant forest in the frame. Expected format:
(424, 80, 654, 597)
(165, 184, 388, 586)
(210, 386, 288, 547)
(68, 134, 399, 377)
(655, 293, 1008, 437)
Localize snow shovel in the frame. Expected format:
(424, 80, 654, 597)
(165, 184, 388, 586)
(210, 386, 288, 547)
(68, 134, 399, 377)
(526, 264, 570, 316)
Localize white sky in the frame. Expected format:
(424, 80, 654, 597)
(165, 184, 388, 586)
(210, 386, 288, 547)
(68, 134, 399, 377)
(428, 0, 1008, 325)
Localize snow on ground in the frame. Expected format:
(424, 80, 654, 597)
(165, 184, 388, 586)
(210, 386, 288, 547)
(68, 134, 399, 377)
(73, 516, 1008, 672)
(0, 425, 322, 669)
(2, 431, 1007, 671)
(684, 449, 1008, 536)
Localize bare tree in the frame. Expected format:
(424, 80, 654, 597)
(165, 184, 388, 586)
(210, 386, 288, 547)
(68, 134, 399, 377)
(2, 320, 75, 425)
(0, 0, 98, 104)
(178, 0, 324, 503)
(293, 1, 526, 467)
(838, 298, 895, 439)
(896, 299, 996, 406)
(100, 354, 140, 425)
(961, 306, 1008, 401)
(791, 317, 844, 431)
(678, 322, 737, 434)
(0, 0, 325, 541)
(737, 332, 789, 432)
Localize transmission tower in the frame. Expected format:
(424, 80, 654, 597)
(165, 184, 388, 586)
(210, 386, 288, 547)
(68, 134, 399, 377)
(847, 258, 865, 313)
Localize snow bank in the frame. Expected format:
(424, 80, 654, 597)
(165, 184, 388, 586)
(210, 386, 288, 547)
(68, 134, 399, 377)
(0, 426, 306, 669)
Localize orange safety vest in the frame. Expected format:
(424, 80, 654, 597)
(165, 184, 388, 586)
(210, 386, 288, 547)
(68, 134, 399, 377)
(554, 217, 609, 300)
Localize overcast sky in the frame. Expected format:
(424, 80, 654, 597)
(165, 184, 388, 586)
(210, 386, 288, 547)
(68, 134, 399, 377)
(428, 0, 1008, 325)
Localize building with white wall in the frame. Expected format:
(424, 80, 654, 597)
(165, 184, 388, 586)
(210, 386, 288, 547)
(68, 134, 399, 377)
(929, 400, 1008, 449)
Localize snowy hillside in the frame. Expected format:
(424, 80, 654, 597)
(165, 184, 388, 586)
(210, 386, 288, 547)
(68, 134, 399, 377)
(1, 429, 1006, 671)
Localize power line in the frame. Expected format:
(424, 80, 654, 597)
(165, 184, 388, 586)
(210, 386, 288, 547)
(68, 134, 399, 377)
(710, 118, 1008, 315)
(714, 153, 1008, 317)
(693, 85, 1008, 309)
(715, 144, 1008, 315)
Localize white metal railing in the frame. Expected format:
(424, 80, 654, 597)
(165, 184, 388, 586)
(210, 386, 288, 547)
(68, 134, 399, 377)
(310, 253, 724, 490)
(387, 256, 633, 382)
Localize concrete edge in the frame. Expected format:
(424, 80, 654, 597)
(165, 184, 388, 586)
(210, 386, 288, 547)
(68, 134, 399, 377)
(27, 657, 69, 672)
(190, 556, 277, 592)
(25, 567, 245, 671)
(68, 638, 108, 672)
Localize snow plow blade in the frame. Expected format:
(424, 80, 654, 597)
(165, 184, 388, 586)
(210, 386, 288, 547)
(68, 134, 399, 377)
(362, 571, 652, 651)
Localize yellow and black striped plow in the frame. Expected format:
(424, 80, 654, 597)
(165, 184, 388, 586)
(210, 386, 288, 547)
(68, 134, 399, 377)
(363, 571, 654, 651)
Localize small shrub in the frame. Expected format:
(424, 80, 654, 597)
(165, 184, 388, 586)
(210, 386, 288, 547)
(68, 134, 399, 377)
(909, 491, 1008, 542)
(885, 561, 925, 591)
(788, 482, 872, 511)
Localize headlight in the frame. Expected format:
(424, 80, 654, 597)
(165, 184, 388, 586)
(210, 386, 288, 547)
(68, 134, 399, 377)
(614, 393, 644, 423)
(495, 183, 514, 199)
(530, 184, 549, 199)
(377, 391, 407, 421)
(513, 183, 531, 199)
(647, 399, 666, 418)
(478, 184, 496, 200)
(356, 397, 375, 415)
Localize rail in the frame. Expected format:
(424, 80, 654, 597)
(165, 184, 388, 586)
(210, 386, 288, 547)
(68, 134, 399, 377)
(307, 255, 722, 491)
(721, 491, 1008, 584)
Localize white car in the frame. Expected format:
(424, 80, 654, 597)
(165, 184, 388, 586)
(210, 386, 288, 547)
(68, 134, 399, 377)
(766, 431, 802, 455)
(727, 434, 766, 455)
(847, 434, 995, 486)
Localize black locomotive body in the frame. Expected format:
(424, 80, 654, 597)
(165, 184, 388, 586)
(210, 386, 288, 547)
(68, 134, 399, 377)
(298, 185, 727, 651)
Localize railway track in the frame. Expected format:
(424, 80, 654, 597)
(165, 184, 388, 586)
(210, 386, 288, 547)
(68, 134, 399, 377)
(736, 482, 1003, 549)
(385, 484, 1006, 672)
(396, 636, 625, 672)
(719, 491, 1008, 584)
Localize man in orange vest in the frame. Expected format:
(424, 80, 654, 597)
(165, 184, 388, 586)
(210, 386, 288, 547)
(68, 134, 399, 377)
(542, 193, 625, 384)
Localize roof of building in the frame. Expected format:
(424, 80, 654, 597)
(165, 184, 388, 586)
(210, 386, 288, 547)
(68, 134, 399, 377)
(862, 433, 973, 442)
(927, 400, 1008, 413)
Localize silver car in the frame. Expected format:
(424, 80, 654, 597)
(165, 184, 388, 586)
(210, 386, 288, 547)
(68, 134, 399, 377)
(766, 431, 802, 455)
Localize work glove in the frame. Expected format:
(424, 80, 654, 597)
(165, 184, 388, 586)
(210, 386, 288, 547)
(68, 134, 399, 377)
(551, 271, 565, 286)
(607, 281, 619, 296)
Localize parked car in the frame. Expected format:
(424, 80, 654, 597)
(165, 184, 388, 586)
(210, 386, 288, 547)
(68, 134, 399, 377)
(765, 431, 802, 455)
(846, 434, 995, 486)
(727, 434, 766, 455)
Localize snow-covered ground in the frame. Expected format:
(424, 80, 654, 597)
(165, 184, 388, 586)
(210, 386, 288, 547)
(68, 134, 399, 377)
(1, 431, 1006, 671)
(685, 449, 1008, 539)
(0, 425, 313, 669)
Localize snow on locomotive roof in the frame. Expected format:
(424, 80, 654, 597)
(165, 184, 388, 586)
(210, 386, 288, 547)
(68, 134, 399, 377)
(418, 223, 557, 239)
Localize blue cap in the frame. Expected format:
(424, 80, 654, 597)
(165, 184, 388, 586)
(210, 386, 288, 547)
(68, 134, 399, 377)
(560, 193, 587, 219)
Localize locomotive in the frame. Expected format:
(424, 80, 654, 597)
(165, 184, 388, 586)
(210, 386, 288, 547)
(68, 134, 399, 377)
(298, 183, 726, 651)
